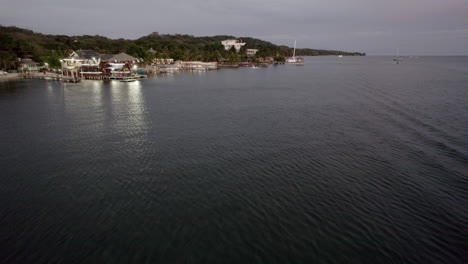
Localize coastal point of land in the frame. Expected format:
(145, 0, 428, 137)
(0, 25, 365, 83)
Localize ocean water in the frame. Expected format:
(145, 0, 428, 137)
(0, 56, 467, 263)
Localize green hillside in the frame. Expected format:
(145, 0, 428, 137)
(0, 25, 365, 70)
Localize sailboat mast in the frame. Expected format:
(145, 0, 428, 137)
(293, 40, 296, 59)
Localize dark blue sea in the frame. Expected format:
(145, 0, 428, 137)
(1, 56, 467, 263)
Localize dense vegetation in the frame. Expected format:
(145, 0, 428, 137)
(0, 25, 365, 70)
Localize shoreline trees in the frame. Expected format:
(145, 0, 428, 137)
(0, 25, 365, 71)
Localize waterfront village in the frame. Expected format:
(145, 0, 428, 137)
(3, 39, 303, 83)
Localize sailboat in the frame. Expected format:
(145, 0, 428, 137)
(286, 40, 304, 65)
(393, 48, 403, 63)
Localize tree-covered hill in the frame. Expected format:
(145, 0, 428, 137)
(0, 25, 365, 69)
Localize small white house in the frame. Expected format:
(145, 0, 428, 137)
(246, 49, 258, 57)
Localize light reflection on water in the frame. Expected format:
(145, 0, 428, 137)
(55, 80, 151, 152)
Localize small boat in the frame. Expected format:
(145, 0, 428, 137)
(119, 78, 137, 82)
(286, 56, 304, 65)
(338, 55, 343, 58)
(393, 48, 403, 63)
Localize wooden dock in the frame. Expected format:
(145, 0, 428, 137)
(22, 72, 81, 82)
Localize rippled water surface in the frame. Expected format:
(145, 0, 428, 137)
(1, 56, 467, 263)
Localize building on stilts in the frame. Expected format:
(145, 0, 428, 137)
(61, 50, 105, 82)
(60, 50, 140, 82)
(99, 52, 139, 80)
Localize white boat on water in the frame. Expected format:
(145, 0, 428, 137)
(119, 77, 137, 82)
(286, 40, 304, 65)
(393, 48, 403, 63)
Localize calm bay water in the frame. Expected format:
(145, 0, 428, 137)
(1, 56, 467, 263)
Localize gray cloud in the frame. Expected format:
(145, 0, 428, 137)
(1, 0, 467, 55)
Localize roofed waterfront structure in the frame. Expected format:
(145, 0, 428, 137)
(100, 52, 139, 62)
(153, 58, 174, 65)
(100, 53, 139, 80)
(60, 51, 139, 81)
(61, 51, 84, 69)
(61, 50, 102, 81)
(62, 50, 101, 67)
(17, 58, 40, 71)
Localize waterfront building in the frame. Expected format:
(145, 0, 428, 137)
(60, 50, 102, 80)
(221, 39, 246, 52)
(265, 57, 275, 63)
(179, 61, 217, 70)
(153, 58, 174, 65)
(17, 58, 40, 72)
(61, 51, 83, 68)
(59, 51, 140, 81)
(157, 61, 182, 73)
(152, 58, 177, 73)
(100, 52, 139, 79)
(246, 49, 258, 57)
(77, 50, 102, 80)
(61, 51, 84, 82)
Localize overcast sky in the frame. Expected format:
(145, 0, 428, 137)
(1, 0, 467, 55)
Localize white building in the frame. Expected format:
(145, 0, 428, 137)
(246, 49, 258, 57)
(61, 50, 102, 81)
(61, 50, 101, 70)
(221, 39, 246, 52)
